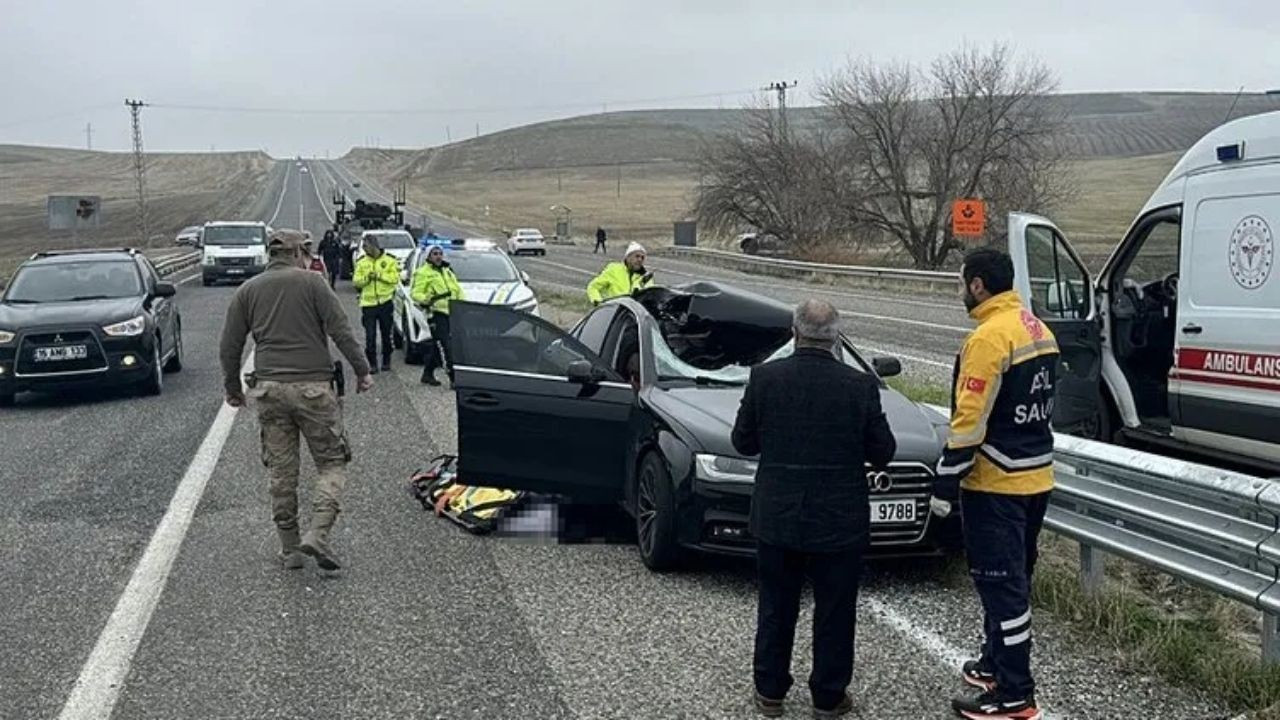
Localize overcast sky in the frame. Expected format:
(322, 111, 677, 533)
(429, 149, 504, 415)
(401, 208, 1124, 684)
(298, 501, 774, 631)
(2, 0, 1276, 156)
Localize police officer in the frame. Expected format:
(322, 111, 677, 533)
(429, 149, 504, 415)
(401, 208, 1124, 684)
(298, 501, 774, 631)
(410, 243, 464, 386)
(932, 247, 1057, 720)
(353, 235, 400, 373)
(586, 241, 653, 305)
(220, 229, 373, 571)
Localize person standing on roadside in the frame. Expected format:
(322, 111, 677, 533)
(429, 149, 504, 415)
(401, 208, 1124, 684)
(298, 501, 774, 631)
(731, 299, 896, 719)
(411, 243, 464, 386)
(586, 242, 653, 305)
(594, 226, 607, 253)
(318, 229, 343, 288)
(932, 247, 1057, 720)
(219, 229, 373, 572)
(352, 235, 400, 373)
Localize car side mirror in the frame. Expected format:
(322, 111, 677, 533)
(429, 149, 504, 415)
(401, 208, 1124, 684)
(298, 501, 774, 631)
(521, 270, 530, 284)
(566, 359, 604, 384)
(153, 282, 177, 299)
(872, 356, 901, 378)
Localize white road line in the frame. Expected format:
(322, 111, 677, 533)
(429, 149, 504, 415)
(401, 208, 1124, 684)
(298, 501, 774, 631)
(57, 355, 252, 720)
(307, 163, 335, 224)
(267, 163, 292, 227)
(858, 344, 953, 370)
(173, 270, 201, 286)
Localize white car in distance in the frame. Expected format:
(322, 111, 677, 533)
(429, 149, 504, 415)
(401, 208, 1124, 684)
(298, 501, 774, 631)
(393, 239, 540, 364)
(352, 229, 417, 268)
(506, 228, 547, 256)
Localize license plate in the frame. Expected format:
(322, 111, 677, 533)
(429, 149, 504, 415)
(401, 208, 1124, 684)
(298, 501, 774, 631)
(35, 345, 88, 362)
(870, 499, 917, 524)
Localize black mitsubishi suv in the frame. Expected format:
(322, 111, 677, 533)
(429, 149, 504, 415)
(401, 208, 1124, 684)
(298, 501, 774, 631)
(0, 249, 183, 406)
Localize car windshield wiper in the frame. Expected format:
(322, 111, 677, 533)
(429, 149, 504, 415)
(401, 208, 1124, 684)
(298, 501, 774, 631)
(4, 298, 39, 304)
(656, 374, 745, 387)
(68, 295, 114, 301)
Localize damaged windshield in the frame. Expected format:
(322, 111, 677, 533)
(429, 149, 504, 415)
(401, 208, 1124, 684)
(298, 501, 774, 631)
(651, 326, 871, 386)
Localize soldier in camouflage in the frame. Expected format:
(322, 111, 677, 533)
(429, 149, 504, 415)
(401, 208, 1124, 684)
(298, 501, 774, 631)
(220, 229, 373, 571)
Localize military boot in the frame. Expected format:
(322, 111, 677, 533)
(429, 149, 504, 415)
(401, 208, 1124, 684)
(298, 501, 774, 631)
(299, 511, 341, 570)
(278, 527, 304, 570)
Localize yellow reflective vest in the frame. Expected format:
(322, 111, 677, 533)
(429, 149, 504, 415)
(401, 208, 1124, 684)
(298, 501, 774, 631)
(938, 291, 1060, 495)
(353, 253, 401, 307)
(410, 262, 464, 315)
(586, 262, 652, 304)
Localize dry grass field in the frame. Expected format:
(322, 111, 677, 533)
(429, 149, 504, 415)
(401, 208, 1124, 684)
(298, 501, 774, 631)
(0, 145, 275, 278)
(343, 92, 1274, 269)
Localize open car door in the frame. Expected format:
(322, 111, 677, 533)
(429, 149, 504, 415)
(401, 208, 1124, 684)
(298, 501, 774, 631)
(1007, 212, 1106, 436)
(450, 301, 635, 499)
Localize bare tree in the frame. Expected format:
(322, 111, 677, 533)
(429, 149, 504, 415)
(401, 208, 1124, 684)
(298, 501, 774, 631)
(693, 100, 849, 256)
(819, 43, 1073, 269)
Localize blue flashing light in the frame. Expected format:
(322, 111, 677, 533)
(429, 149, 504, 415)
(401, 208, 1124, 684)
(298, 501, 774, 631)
(1217, 143, 1243, 162)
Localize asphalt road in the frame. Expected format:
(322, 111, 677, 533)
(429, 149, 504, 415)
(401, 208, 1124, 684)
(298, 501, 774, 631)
(0, 159, 1227, 719)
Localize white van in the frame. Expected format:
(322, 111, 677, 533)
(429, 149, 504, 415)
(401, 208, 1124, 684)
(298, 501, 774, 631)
(1010, 111, 1280, 472)
(201, 221, 271, 286)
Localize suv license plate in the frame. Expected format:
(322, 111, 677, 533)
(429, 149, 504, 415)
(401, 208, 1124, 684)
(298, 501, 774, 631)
(870, 499, 916, 524)
(35, 345, 88, 362)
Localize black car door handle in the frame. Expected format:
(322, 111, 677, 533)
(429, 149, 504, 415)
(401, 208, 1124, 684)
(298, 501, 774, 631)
(1182, 323, 1203, 335)
(464, 394, 499, 408)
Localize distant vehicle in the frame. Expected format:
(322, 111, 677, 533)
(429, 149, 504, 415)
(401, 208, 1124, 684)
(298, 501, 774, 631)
(200, 221, 270, 286)
(506, 227, 547, 256)
(392, 239, 539, 364)
(352, 229, 416, 268)
(174, 226, 202, 247)
(300, 166, 309, 174)
(1009, 110, 1280, 474)
(447, 281, 949, 570)
(331, 188, 407, 279)
(737, 232, 786, 256)
(0, 248, 183, 406)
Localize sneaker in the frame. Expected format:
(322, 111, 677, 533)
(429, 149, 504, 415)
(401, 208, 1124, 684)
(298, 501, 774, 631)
(813, 693, 854, 718)
(279, 551, 304, 570)
(753, 692, 784, 718)
(952, 691, 1041, 719)
(421, 371, 441, 386)
(962, 659, 997, 691)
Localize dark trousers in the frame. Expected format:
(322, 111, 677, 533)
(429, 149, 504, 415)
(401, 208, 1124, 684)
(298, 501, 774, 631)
(754, 541, 863, 710)
(594, 239, 606, 253)
(325, 260, 340, 288)
(361, 301, 394, 367)
(425, 313, 453, 380)
(961, 489, 1050, 700)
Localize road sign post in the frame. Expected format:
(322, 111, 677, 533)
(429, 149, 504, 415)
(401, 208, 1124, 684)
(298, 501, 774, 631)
(951, 198, 986, 241)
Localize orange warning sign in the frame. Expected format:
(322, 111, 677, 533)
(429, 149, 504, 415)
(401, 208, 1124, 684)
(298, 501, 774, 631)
(952, 199, 986, 237)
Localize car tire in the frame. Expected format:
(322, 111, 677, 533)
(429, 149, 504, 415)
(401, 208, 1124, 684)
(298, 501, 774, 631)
(163, 323, 183, 373)
(201, 277, 213, 287)
(635, 452, 681, 572)
(142, 342, 163, 396)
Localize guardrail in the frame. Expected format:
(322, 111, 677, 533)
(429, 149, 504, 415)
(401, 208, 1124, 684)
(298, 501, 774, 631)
(153, 250, 201, 278)
(658, 246, 958, 294)
(922, 404, 1280, 663)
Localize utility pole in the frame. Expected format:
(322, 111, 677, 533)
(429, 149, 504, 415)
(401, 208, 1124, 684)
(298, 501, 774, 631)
(763, 80, 799, 134)
(84, 122, 93, 150)
(125, 99, 149, 246)
(475, 123, 479, 139)
(446, 125, 452, 143)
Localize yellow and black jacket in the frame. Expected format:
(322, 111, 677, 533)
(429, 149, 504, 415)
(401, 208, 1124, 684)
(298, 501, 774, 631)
(938, 291, 1059, 495)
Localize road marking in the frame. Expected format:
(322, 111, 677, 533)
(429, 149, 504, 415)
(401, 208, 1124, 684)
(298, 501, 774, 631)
(267, 163, 292, 226)
(56, 354, 252, 720)
(173, 270, 201, 286)
(307, 163, 336, 224)
(858, 344, 953, 370)
(864, 597, 1064, 719)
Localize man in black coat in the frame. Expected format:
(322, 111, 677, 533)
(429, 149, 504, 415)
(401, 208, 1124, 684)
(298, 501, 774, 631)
(731, 299, 896, 718)
(317, 229, 344, 288)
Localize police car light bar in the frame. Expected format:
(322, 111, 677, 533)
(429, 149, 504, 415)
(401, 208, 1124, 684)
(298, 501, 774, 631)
(1217, 142, 1244, 162)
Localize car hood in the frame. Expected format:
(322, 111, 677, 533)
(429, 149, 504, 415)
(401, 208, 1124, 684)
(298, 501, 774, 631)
(0, 296, 145, 330)
(646, 384, 946, 463)
(204, 245, 264, 257)
(460, 281, 533, 305)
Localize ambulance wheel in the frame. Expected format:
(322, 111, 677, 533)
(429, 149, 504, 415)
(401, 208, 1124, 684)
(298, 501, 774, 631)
(636, 452, 680, 572)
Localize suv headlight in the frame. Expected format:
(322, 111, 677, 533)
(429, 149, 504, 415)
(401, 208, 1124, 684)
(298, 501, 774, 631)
(103, 315, 147, 337)
(0, 330, 14, 344)
(512, 297, 538, 312)
(695, 454, 758, 483)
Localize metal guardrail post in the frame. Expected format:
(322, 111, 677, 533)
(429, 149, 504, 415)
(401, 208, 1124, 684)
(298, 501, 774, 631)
(1264, 614, 1280, 666)
(1079, 542, 1105, 596)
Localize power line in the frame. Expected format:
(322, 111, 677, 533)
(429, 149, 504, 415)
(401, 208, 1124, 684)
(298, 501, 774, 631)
(0, 102, 118, 131)
(144, 87, 762, 117)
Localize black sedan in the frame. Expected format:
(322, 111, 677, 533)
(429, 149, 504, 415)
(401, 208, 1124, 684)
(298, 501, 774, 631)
(449, 281, 953, 571)
(0, 249, 183, 406)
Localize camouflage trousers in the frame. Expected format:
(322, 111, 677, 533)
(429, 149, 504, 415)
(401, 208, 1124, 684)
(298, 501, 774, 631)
(248, 380, 352, 534)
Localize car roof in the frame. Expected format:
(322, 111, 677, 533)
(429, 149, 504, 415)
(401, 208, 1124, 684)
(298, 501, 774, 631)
(204, 221, 267, 227)
(25, 248, 141, 266)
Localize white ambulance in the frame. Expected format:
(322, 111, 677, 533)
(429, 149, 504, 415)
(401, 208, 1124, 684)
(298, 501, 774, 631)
(1009, 111, 1280, 472)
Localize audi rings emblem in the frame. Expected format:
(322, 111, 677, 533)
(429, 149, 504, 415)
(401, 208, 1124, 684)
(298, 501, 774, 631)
(867, 471, 893, 493)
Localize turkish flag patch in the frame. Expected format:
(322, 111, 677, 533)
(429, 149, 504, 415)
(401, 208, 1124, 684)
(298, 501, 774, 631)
(965, 377, 987, 393)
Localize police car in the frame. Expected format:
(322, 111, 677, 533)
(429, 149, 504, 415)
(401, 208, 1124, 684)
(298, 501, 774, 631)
(351, 229, 416, 268)
(392, 239, 540, 364)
